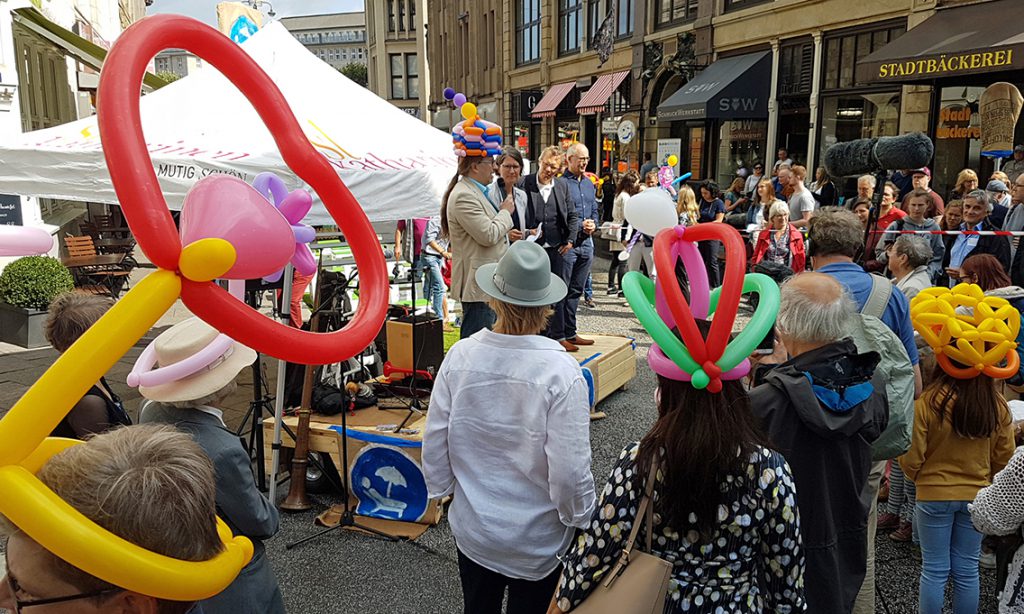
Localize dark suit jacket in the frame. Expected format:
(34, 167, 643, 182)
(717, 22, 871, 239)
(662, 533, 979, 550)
(940, 218, 1011, 286)
(520, 174, 579, 248)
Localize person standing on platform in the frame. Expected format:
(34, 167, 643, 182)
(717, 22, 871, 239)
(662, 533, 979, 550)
(561, 143, 598, 350)
(444, 119, 515, 339)
(488, 147, 532, 243)
(522, 146, 579, 350)
(424, 240, 595, 614)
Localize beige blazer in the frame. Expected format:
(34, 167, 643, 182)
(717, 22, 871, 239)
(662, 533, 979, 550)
(446, 178, 513, 303)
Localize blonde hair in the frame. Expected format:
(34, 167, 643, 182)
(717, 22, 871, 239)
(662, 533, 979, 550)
(676, 184, 699, 225)
(757, 178, 776, 201)
(991, 171, 1009, 184)
(17, 425, 223, 607)
(954, 169, 979, 195)
(44, 292, 114, 353)
(727, 177, 745, 194)
(490, 299, 552, 336)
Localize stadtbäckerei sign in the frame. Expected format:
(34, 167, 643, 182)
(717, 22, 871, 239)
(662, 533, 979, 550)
(871, 49, 1017, 81)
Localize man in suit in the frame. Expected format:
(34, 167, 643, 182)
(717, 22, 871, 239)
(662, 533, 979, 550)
(137, 317, 284, 614)
(561, 143, 599, 349)
(521, 145, 580, 350)
(446, 154, 516, 338)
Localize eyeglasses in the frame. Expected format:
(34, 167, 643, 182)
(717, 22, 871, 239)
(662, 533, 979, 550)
(499, 164, 521, 171)
(5, 571, 122, 612)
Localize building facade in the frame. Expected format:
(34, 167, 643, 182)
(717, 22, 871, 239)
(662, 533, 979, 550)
(154, 48, 202, 78)
(425, 0, 1012, 197)
(279, 12, 367, 71)
(366, 0, 429, 120)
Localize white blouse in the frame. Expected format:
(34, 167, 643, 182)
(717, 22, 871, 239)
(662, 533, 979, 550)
(423, 328, 596, 580)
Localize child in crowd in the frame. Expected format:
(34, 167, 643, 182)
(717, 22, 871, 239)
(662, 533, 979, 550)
(903, 293, 1016, 614)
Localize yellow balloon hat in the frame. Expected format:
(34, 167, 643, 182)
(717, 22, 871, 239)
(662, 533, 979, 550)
(910, 283, 1021, 379)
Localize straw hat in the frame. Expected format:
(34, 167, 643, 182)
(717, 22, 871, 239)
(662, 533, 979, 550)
(474, 241, 567, 307)
(138, 317, 256, 403)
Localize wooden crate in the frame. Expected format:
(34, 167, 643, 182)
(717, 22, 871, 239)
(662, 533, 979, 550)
(574, 334, 637, 407)
(263, 406, 443, 525)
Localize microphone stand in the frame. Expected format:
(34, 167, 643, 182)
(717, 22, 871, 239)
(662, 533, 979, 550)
(858, 169, 889, 267)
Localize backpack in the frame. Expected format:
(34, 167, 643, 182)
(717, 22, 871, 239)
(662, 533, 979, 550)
(844, 274, 915, 461)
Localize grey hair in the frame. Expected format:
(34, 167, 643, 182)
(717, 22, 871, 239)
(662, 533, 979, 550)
(858, 175, 877, 188)
(164, 381, 238, 410)
(892, 235, 933, 268)
(966, 189, 991, 212)
(777, 275, 857, 344)
(768, 201, 790, 221)
(566, 142, 589, 158)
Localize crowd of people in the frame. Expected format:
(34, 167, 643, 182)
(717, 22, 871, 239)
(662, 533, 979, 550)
(421, 140, 1024, 614)
(7, 123, 1024, 614)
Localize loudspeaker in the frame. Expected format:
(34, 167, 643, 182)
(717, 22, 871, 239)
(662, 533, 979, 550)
(385, 314, 444, 375)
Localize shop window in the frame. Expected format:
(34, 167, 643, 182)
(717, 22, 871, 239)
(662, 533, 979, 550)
(654, 0, 697, 29)
(932, 86, 984, 200)
(559, 0, 583, 56)
(718, 120, 767, 188)
(724, 0, 772, 12)
(516, 0, 541, 66)
(818, 92, 901, 165)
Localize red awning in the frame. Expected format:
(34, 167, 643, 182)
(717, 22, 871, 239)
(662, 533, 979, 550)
(530, 82, 576, 118)
(576, 70, 630, 115)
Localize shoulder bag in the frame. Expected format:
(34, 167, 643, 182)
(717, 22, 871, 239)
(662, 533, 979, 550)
(572, 462, 672, 614)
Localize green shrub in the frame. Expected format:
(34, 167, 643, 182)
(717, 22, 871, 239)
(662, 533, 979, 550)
(0, 256, 75, 310)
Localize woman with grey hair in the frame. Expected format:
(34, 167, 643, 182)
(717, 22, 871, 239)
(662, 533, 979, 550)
(887, 235, 935, 300)
(138, 317, 284, 614)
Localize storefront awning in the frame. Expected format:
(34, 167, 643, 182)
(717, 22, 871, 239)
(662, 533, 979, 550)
(657, 52, 771, 121)
(11, 8, 167, 91)
(857, 0, 1024, 84)
(577, 70, 630, 115)
(531, 82, 576, 119)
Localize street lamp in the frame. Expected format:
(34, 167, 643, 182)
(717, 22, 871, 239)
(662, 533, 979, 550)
(246, 0, 276, 18)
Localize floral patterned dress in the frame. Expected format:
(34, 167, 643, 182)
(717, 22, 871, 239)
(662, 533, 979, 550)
(555, 443, 806, 613)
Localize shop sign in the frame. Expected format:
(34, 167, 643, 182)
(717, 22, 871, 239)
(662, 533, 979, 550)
(602, 119, 619, 134)
(0, 194, 23, 226)
(936, 105, 980, 140)
(617, 120, 636, 144)
(515, 91, 542, 122)
(875, 49, 1015, 80)
(727, 120, 765, 141)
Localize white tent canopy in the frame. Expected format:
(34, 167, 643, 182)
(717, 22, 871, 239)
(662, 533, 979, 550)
(0, 21, 455, 225)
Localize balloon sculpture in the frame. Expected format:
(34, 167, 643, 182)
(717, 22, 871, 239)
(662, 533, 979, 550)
(0, 14, 388, 601)
(911, 284, 1020, 379)
(0, 225, 53, 256)
(622, 223, 778, 392)
(446, 86, 502, 158)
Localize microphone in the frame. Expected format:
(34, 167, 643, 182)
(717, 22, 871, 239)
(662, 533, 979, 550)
(823, 132, 934, 177)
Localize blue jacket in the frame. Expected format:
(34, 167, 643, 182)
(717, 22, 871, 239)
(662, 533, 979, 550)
(562, 170, 599, 247)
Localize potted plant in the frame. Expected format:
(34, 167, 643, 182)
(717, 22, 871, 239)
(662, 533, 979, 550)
(0, 256, 74, 348)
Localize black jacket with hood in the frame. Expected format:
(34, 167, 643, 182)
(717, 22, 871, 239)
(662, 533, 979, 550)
(749, 339, 888, 614)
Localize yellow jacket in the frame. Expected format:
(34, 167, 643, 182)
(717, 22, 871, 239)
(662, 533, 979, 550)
(900, 389, 1015, 501)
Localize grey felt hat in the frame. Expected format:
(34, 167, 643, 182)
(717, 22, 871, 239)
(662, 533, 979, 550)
(475, 241, 568, 307)
(988, 179, 1009, 194)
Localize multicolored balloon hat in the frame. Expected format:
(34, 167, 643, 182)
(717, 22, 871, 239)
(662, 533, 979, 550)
(911, 284, 1020, 379)
(445, 86, 502, 157)
(622, 223, 779, 392)
(0, 14, 389, 602)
